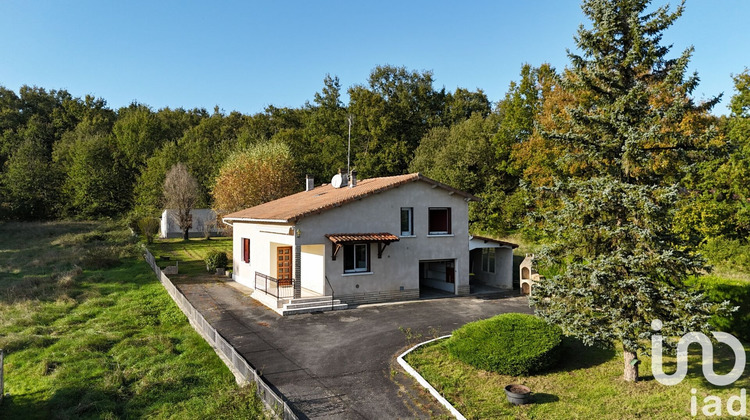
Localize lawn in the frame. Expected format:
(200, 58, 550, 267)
(0, 221, 265, 419)
(406, 233, 750, 419)
(406, 336, 750, 419)
(149, 236, 233, 281)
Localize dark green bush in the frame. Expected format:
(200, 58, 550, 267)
(445, 313, 562, 375)
(205, 250, 228, 271)
(687, 276, 750, 342)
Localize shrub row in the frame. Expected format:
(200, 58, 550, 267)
(445, 313, 562, 376)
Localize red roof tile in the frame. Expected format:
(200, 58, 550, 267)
(223, 173, 478, 223)
(325, 233, 400, 244)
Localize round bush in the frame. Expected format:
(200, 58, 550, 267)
(445, 313, 562, 375)
(205, 250, 229, 271)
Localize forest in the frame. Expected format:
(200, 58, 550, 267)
(0, 60, 748, 263)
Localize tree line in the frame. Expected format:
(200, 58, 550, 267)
(0, 45, 747, 252)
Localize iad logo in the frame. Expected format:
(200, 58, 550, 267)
(651, 319, 747, 417)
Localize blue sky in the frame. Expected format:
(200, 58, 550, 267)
(1, 1, 747, 115)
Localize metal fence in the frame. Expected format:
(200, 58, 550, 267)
(143, 249, 298, 420)
(254, 271, 296, 302)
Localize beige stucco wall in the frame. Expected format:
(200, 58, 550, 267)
(296, 180, 471, 302)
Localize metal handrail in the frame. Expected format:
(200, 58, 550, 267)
(324, 275, 334, 311)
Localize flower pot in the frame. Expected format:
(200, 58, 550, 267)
(504, 384, 531, 405)
(215, 268, 226, 276)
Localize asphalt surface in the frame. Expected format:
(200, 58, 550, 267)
(178, 281, 533, 419)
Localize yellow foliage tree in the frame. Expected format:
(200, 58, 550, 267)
(211, 142, 298, 215)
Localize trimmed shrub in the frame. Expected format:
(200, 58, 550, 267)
(205, 251, 228, 272)
(687, 276, 750, 342)
(445, 313, 562, 375)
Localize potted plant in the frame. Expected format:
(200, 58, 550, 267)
(504, 384, 531, 405)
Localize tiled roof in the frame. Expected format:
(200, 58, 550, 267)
(223, 173, 479, 223)
(325, 233, 400, 244)
(469, 235, 519, 249)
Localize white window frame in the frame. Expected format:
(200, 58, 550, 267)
(481, 248, 496, 274)
(400, 207, 414, 236)
(344, 243, 370, 273)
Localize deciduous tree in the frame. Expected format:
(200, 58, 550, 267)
(211, 142, 297, 214)
(163, 163, 200, 240)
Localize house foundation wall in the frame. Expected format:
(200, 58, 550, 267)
(337, 288, 420, 306)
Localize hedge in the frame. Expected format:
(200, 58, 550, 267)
(687, 275, 750, 342)
(445, 313, 562, 376)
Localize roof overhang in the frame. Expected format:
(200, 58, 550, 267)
(222, 217, 291, 225)
(469, 235, 519, 251)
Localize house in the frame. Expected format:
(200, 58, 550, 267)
(160, 208, 221, 239)
(222, 172, 517, 314)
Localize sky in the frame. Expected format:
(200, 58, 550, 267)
(1, 0, 748, 115)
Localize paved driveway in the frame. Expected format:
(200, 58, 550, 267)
(178, 281, 533, 419)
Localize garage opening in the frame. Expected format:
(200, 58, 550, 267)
(419, 260, 455, 297)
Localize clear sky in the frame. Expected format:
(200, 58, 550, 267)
(1, 0, 747, 115)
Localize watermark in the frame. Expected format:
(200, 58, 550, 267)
(651, 319, 747, 417)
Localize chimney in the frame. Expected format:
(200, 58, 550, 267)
(349, 170, 357, 188)
(305, 174, 314, 191)
(338, 167, 348, 186)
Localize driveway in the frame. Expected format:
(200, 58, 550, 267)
(178, 281, 533, 419)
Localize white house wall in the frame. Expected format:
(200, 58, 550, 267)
(232, 222, 295, 289)
(471, 247, 514, 289)
(301, 245, 326, 295)
(296, 181, 471, 304)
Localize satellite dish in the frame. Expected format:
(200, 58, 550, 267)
(331, 173, 343, 188)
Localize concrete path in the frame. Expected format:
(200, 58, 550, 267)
(178, 281, 533, 419)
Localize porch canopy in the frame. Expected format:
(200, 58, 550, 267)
(325, 233, 400, 260)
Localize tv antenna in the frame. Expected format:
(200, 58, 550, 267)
(347, 114, 352, 175)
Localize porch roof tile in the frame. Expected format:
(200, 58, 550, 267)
(325, 233, 400, 244)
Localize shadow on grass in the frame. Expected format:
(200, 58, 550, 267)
(554, 337, 616, 372)
(531, 392, 560, 404)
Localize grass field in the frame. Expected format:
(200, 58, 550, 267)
(0, 221, 265, 419)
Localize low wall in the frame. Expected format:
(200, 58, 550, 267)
(143, 248, 298, 420)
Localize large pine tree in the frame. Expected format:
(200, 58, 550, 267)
(529, 0, 730, 381)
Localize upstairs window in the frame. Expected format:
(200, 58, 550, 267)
(400, 207, 413, 236)
(242, 238, 250, 263)
(428, 208, 451, 235)
(344, 243, 370, 273)
(481, 248, 496, 273)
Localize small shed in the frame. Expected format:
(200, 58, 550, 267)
(160, 209, 221, 238)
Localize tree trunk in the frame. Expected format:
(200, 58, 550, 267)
(623, 347, 639, 382)
(183, 229, 189, 241)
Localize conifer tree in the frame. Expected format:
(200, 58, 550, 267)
(529, 0, 731, 382)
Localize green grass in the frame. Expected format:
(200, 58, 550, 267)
(150, 237, 233, 280)
(0, 221, 265, 419)
(406, 337, 750, 419)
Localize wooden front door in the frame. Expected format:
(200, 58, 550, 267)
(277, 246, 293, 286)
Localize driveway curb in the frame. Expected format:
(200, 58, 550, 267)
(397, 335, 466, 420)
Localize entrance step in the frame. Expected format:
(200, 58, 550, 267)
(281, 296, 348, 315)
